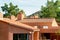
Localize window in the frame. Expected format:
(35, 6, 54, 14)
(34, 26, 38, 29)
(13, 34, 28, 40)
(43, 26, 48, 29)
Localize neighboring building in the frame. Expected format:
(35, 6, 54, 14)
(0, 12, 60, 40)
(27, 11, 40, 18)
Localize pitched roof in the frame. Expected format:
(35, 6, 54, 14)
(0, 18, 39, 31)
(27, 11, 40, 18)
(19, 18, 55, 23)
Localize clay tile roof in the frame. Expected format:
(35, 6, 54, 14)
(19, 18, 55, 23)
(0, 18, 39, 31)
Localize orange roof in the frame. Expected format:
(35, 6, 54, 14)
(0, 18, 59, 33)
(19, 18, 54, 23)
(0, 18, 39, 31)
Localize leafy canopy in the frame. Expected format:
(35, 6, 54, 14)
(40, 0, 60, 22)
(1, 2, 20, 17)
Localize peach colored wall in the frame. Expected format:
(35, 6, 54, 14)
(0, 21, 9, 40)
(9, 25, 33, 33)
(9, 32, 13, 40)
(33, 31, 39, 40)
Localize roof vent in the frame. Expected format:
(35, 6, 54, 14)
(10, 15, 16, 20)
(43, 26, 48, 29)
(34, 26, 38, 29)
(17, 12, 24, 20)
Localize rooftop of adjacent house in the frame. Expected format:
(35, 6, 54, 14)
(19, 18, 55, 23)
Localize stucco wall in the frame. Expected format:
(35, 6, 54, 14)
(0, 21, 9, 40)
(33, 31, 39, 40)
(9, 25, 32, 33)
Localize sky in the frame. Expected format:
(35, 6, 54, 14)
(0, 0, 47, 16)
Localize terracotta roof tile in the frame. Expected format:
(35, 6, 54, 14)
(0, 18, 39, 31)
(19, 18, 54, 23)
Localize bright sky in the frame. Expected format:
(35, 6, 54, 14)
(0, 0, 47, 16)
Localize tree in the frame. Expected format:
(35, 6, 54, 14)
(55, 0, 60, 22)
(40, 0, 56, 18)
(40, 0, 60, 22)
(1, 2, 20, 17)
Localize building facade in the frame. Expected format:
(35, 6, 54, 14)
(0, 12, 60, 40)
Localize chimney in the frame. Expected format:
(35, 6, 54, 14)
(34, 15, 39, 18)
(17, 12, 24, 20)
(10, 15, 16, 20)
(0, 12, 3, 20)
(30, 15, 39, 19)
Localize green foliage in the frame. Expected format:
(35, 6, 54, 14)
(55, 29, 60, 35)
(41, 0, 56, 18)
(40, 0, 60, 22)
(1, 2, 20, 17)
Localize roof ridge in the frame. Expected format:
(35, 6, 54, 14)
(0, 18, 39, 31)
